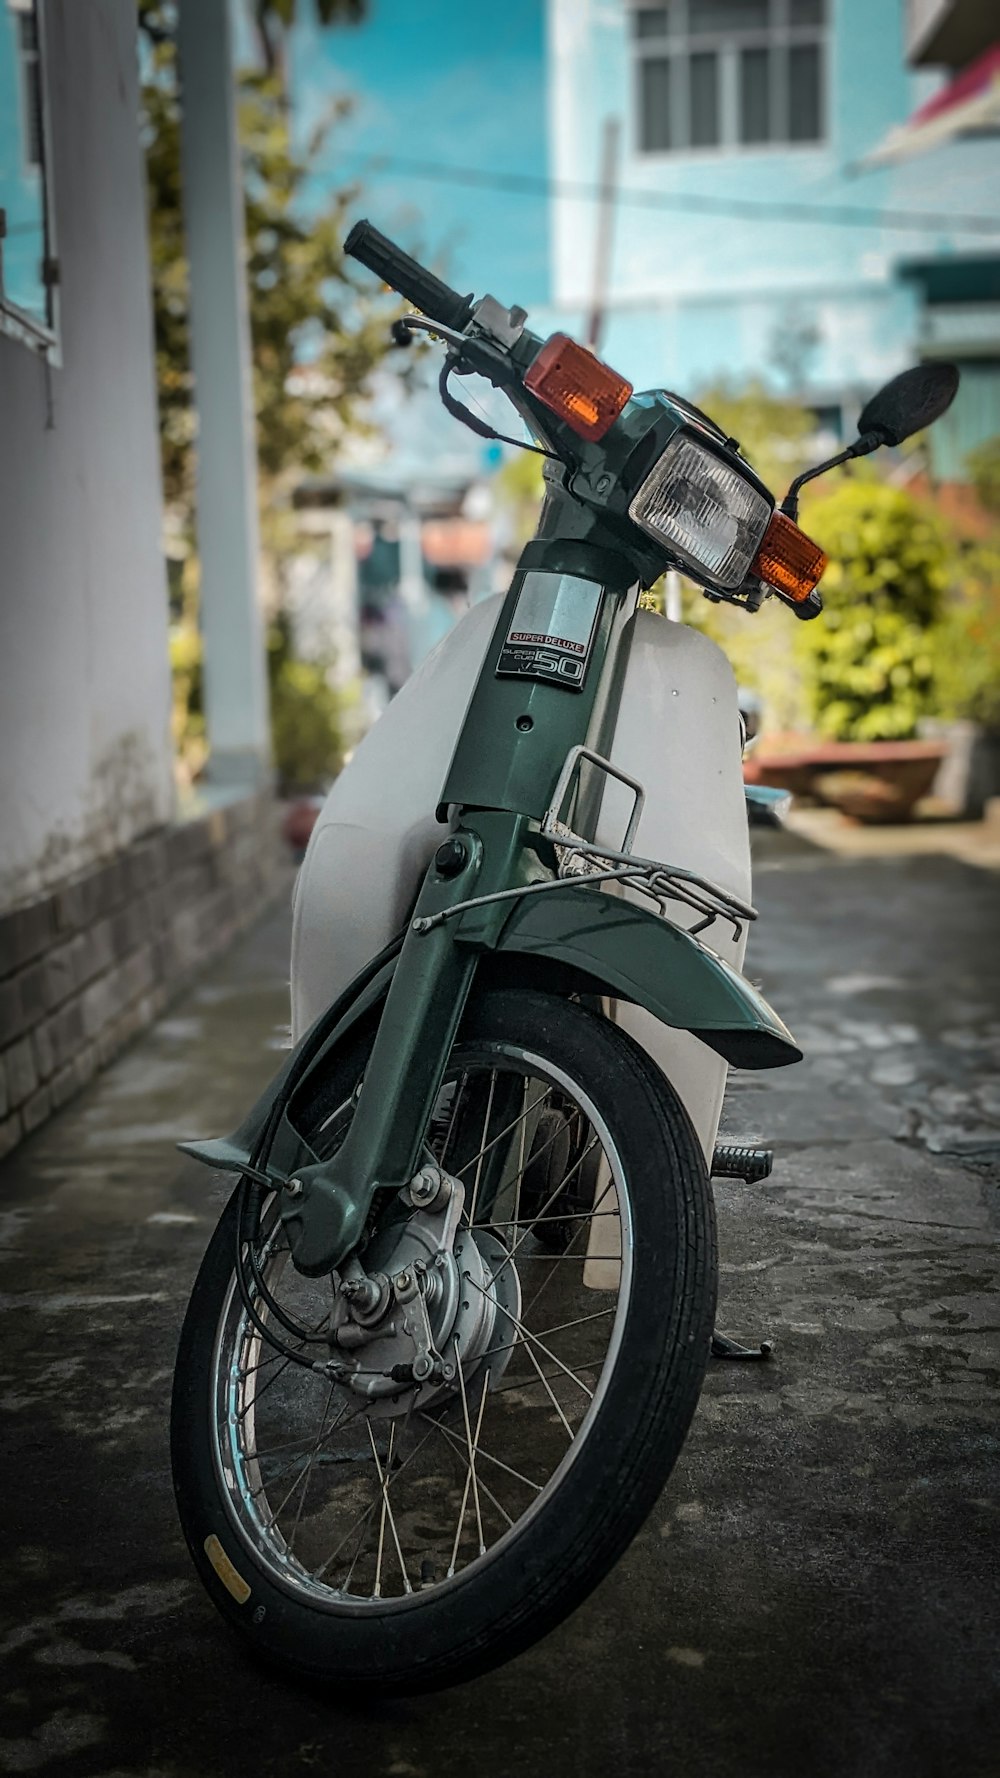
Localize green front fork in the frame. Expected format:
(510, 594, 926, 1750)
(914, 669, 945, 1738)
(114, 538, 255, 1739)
(280, 809, 545, 1275)
(281, 539, 636, 1277)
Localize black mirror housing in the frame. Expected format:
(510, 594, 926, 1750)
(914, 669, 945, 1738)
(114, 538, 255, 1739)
(857, 362, 960, 448)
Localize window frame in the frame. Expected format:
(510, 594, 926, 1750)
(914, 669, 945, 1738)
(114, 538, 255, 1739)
(1, 0, 60, 360)
(629, 0, 832, 161)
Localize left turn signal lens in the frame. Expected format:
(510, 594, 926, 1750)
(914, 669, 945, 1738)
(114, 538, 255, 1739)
(751, 510, 827, 602)
(524, 334, 633, 442)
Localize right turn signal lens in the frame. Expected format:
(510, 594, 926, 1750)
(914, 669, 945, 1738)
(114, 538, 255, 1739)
(751, 511, 827, 602)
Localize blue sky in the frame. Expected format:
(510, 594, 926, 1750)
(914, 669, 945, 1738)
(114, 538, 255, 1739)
(289, 0, 550, 311)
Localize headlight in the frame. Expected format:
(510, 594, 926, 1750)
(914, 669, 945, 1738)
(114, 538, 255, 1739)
(628, 434, 772, 589)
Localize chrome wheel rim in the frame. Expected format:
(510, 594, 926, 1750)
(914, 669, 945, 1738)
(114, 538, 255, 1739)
(210, 1041, 634, 1613)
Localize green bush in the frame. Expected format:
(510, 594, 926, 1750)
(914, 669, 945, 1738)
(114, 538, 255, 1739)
(796, 480, 952, 741)
(170, 611, 355, 794)
(934, 543, 1000, 732)
(169, 619, 207, 788)
(267, 617, 355, 793)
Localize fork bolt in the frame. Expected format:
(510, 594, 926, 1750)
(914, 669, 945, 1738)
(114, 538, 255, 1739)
(435, 838, 467, 878)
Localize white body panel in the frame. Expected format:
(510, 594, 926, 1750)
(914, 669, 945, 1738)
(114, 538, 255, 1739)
(291, 596, 750, 1167)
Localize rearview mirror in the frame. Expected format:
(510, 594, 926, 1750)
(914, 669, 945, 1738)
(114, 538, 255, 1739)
(781, 361, 961, 524)
(857, 362, 959, 448)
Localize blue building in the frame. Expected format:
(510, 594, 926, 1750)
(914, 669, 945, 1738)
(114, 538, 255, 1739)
(546, 0, 1000, 476)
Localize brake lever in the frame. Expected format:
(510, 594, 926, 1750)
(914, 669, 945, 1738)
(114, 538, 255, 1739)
(392, 312, 471, 351)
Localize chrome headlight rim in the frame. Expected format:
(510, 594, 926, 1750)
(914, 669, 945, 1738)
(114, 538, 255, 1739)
(627, 429, 773, 591)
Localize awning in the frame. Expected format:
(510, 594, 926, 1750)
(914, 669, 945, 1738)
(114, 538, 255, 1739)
(861, 43, 1000, 166)
(420, 518, 492, 568)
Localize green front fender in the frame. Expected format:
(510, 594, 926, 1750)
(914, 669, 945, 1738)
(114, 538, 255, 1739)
(179, 885, 799, 1180)
(483, 883, 801, 1070)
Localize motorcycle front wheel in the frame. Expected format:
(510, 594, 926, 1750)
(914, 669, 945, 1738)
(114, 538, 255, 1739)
(170, 988, 717, 1692)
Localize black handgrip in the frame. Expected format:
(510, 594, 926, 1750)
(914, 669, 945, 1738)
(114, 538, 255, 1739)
(344, 219, 475, 332)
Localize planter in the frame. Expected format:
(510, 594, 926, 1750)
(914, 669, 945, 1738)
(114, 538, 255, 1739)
(744, 738, 947, 824)
(927, 721, 1000, 820)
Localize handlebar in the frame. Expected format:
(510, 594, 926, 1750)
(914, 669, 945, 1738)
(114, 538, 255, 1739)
(344, 219, 476, 333)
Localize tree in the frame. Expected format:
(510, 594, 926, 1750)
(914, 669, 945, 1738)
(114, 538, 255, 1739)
(140, 6, 399, 785)
(251, 0, 365, 77)
(142, 32, 394, 536)
(690, 378, 815, 499)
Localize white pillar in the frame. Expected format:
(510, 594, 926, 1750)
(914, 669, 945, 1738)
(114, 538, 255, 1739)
(326, 510, 362, 693)
(177, 0, 271, 788)
(397, 505, 425, 618)
(397, 501, 432, 666)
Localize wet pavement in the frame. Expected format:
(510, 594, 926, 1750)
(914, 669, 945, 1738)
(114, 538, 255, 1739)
(1, 831, 998, 1778)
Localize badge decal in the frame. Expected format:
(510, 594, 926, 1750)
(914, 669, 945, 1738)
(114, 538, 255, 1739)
(497, 572, 603, 691)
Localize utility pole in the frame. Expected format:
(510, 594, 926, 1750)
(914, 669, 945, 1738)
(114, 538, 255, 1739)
(585, 116, 621, 356)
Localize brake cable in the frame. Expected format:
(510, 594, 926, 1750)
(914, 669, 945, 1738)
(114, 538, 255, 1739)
(233, 1178, 329, 1372)
(437, 355, 560, 461)
(240, 1176, 329, 1346)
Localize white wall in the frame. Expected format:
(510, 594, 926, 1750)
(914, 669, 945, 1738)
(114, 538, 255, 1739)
(0, 0, 173, 907)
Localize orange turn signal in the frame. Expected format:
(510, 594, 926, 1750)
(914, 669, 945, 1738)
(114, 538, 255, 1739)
(751, 510, 827, 603)
(524, 334, 633, 442)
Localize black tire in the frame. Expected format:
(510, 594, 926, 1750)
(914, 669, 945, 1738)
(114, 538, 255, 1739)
(171, 988, 716, 1693)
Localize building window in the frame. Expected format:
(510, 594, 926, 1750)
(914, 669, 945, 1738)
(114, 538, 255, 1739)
(0, 0, 58, 354)
(16, 4, 42, 167)
(631, 0, 828, 155)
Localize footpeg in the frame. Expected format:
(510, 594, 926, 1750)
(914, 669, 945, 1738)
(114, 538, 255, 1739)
(711, 1143, 773, 1184)
(711, 1331, 773, 1361)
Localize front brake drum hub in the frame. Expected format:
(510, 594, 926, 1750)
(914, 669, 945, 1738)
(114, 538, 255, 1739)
(328, 1174, 521, 1418)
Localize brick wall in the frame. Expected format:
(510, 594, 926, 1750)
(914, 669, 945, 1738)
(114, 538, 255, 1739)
(0, 793, 287, 1156)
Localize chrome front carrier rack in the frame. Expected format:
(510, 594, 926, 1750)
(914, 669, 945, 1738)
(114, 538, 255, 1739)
(413, 745, 756, 944)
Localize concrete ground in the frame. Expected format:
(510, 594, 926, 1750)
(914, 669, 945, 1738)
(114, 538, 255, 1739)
(1, 830, 998, 1778)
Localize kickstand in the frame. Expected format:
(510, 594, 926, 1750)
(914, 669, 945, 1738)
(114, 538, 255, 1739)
(711, 1331, 773, 1361)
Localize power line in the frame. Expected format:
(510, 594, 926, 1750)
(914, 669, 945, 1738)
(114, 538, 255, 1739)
(340, 153, 1000, 237)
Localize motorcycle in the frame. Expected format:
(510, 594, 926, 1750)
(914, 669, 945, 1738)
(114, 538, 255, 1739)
(170, 221, 958, 1691)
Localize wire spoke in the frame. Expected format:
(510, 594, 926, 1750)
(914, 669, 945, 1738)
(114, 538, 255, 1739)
(451, 1344, 488, 1567)
(237, 1345, 294, 1382)
(237, 1351, 296, 1420)
(421, 1414, 519, 1530)
(468, 1071, 497, 1227)
(250, 1397, 370, 1499)
(523, 1340, 574, 1441)
(270, 1385, 342, 1539)
(368, 1419, 411, 1595)
(475, 1207, 620, 1231)
(464, 1273, 595, 1401)
(422, 1412, 541, 1499)
(220, 1044, 630, 1608)
(519, 1168, 620, 1324)
(453, 1084, 551, 1185)
(311, 1418, 439, 1585)
(493, 1135, 602, 1285)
